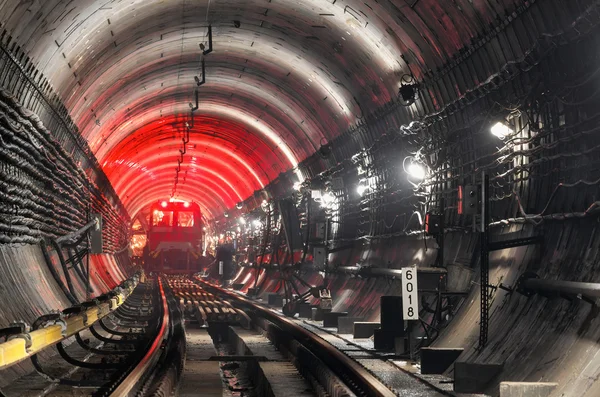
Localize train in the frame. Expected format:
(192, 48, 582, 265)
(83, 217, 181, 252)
(143, 200, 210, 274)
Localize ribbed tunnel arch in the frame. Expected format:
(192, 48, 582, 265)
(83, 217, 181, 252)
(3, 1, 600, 396)
(0, 0, 521, 218)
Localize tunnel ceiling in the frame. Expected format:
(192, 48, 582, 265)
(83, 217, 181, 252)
(0, 0, 521, 219)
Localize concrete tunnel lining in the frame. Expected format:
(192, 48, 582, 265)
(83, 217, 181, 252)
(1, 0, 600, 396)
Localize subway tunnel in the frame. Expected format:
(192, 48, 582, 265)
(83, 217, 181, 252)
(0, 0, 599, 396)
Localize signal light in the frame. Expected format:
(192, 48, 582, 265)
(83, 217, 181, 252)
(160, 201, 168, 208)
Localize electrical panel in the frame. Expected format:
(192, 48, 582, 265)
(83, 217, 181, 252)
(425, 213, 442, 235)
(315, 222, 326, 239)
(463, 184, 479, 215)
(313, 247, 326, 267)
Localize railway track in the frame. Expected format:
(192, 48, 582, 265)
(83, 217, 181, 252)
(0, 273, 185, 397)
(1, 275, 445, 397)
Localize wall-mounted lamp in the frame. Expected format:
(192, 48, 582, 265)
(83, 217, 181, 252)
(491, 121, 513, 138)
(236, 202, 243, 209)
(356, 180, 368, 196)
(321, 192, 335, 208)
(407, 163, 426, 180)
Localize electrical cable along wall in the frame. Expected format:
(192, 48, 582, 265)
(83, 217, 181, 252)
(0, 29, 135, 387)
(0, 29, 130, 252)
(0, 26, 133, 333)
(222, 1, 600, 374)
(286, 0, 600, 247)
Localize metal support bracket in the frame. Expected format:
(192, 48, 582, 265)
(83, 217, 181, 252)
(488, 235, 543, 251)
(56, 341, 115, 369)
(75, 333, 131, 355)
(30, 354, 105, 387)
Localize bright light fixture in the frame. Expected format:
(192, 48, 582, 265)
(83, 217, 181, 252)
(357, 184, 368, 196)
(183, 201, 190, 208)
(160, 201, 168, 208)
(491, 121, 513, 138)
(407, 163, 426, 180)
(224, 212, 229, 218)
(321, 192, 335, 208)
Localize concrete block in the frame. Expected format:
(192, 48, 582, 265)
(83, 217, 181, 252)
(267, 293, 283, 306)
(373, 328, 395, 350)
(454, 362, 504, 393)
(353, 322, 381, 338)
(500, 382, 558, 397)
(394, 336, 408, 355)
(420, 347, 464, 374)
(338, 317, 364, 334)
(323, 312, 348, 327)
(312, 307, 331, 321)
(296, 302, 313, 318)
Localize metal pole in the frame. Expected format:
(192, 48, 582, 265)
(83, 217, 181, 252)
(479, 173, 490, 348)
(522, 278, 600, 299)
(437, 197, 445, 267)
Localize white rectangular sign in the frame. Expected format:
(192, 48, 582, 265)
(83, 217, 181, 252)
(218, 261, 224, 275)
(402, 266, 419, 320)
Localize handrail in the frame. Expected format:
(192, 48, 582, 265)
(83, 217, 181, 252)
(0, 273, 142, 369)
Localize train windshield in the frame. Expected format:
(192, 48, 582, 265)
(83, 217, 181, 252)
(178, 211, 194, 227)
(153, 210, 173, 227)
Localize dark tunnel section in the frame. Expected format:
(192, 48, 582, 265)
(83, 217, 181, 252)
(0, 1, 599, 396)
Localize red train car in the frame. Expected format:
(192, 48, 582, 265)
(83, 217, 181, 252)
(143, 200, 207, 274)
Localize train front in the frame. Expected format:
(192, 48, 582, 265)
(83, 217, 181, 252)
(143, 200, 209, 274)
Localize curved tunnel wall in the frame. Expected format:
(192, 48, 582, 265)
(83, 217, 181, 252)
(0, 33, 134, 386)
(0, 1, 599, 396)
(225, 3, 600, 396)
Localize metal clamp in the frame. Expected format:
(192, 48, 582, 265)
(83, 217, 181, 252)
(8, 333, 32, 351)
(33, 312, 67, 336)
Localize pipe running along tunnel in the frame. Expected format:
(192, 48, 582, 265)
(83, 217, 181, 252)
(0, 1, 600, 396)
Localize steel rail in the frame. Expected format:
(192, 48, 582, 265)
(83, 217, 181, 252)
(193, 277, 397, 397)
(110, 277, 170, 397)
